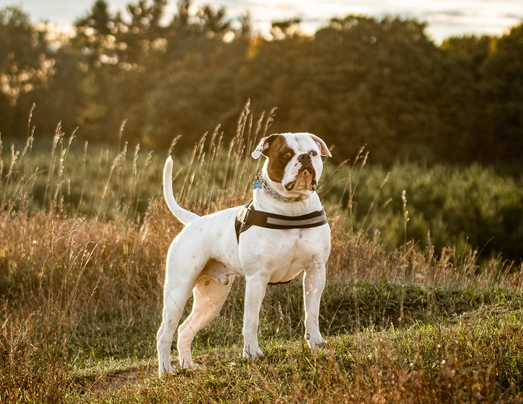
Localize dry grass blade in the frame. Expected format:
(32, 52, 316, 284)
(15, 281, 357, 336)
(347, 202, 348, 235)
(1, 103, 522, 402)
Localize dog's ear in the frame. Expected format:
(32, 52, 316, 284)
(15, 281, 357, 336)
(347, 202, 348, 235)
(252, 134, 279, 159)
(309, 134, 332, 157)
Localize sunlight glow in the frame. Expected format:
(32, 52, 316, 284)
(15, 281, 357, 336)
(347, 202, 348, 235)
(14, 0, 523, 43)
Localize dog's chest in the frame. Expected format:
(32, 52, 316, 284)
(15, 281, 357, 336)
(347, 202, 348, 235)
(239, 226, 330, 283)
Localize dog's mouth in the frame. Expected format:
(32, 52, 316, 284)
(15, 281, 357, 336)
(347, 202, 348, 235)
(284, 168, 317, 192)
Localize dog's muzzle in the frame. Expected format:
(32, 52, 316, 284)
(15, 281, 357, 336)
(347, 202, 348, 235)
(284, 154, 317, 191)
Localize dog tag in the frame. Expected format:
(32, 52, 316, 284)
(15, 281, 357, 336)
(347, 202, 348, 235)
(253, 180, 262, 189)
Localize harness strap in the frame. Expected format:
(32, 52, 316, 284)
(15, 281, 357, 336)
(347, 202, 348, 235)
(234, 200, 254, 241)
(234, 200, 327, 243)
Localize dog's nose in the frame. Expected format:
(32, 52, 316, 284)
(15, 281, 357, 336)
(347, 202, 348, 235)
(298, 154, 311, 163)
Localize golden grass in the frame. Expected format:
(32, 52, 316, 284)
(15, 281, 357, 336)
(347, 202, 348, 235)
(1, 103, 522, 402)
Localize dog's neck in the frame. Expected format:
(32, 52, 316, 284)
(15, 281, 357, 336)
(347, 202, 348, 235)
(255, 171, 311, 203)
(253, 171, 324, 218)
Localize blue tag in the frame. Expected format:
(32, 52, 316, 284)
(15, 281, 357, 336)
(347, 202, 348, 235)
(253, 180, 262, 189)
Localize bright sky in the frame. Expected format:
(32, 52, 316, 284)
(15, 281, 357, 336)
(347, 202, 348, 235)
(4, 0, 523, 43)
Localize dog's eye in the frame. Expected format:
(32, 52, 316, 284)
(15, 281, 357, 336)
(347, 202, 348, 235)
(282, 152, 292, 160)
(309, 150, 317, 157)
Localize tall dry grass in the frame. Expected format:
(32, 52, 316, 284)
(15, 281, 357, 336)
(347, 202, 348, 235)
(1, 102, 522, 402)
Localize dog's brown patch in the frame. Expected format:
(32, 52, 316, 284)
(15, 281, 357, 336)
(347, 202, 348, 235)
(263, 134, 295, 183)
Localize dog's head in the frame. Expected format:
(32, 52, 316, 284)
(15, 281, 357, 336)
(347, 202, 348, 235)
(252, 133, 331, 194)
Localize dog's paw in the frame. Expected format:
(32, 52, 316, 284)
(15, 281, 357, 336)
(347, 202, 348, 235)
(180, 358, 201, 370)
(158, 365, 175, 377)
(243, 346, 265, 359)
(306, 333, 327, 350)
(182, 362, 203, 370)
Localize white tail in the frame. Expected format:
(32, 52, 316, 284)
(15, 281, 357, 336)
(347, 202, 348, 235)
(163, 156, 200, 225)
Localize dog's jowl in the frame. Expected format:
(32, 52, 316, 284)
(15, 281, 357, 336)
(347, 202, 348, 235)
(157, 132, 332, 374)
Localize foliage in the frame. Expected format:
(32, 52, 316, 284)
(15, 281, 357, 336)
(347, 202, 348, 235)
(2, 108, 523, 262)
(1, 6, 523, 396)
(1, 108, 523, 402)
(322, 160, 523, 262)
(0, 6, 52, 137)
(0, 2, 523, 164)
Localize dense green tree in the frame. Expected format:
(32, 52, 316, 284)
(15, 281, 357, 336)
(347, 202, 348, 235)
(0, 3, 522, 165)
(238, 16, 446, 163)
(196, 5, 230, 37)
(0, 6, 51, 137)
(117, 0, 168, 64)
(73, 0, 114, 66)
(438, 35, 491, 162)
(270, 18, 302, 39)
(482, 23, 523, 161)
(70, 0, 172, 141)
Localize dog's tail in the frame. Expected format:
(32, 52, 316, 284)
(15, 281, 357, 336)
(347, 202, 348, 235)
(163, 156, 200, 225)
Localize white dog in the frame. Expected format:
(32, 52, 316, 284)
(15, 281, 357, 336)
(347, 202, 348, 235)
(157, 132, 332, 374)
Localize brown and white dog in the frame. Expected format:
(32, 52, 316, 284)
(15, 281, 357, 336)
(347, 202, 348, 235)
(157, 132, 331, 374)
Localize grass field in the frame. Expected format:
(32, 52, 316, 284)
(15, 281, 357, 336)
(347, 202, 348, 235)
(1, 108, 523, 402)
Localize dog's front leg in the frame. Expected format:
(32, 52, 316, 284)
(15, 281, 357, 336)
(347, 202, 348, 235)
(242, 275, 269, 358)
(303, 261, 327, 349)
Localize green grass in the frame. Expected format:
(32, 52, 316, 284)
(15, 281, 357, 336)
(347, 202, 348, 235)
(1, 105, 523, 402)
(65, 309, 523, 402)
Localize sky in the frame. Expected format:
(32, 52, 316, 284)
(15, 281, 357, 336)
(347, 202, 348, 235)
(4, 0, 523, 43)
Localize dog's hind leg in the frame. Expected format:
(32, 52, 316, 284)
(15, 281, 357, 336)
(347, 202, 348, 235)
(177, 262, 235, 368)
(157, 244, 208, 375)
(157, 282, 193, 375)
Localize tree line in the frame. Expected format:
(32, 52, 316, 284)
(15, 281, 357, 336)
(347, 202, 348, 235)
(1, 0, 522, 165)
